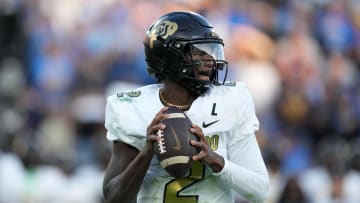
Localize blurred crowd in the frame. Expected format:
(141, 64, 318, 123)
(0, 0, 359, 202)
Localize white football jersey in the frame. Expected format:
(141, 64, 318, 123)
(105, 82, 264, 203)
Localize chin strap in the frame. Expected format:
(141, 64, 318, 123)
(176, 77, 210, 96)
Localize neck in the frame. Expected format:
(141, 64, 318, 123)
(160, 81, 197, 109)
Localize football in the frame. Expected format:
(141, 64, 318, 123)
(153, 106, 199, 178)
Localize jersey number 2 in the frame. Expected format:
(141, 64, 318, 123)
(163, 161, 205, 203)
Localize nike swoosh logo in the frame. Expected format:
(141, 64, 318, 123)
(170, 127, 181, 151)
(202, 120, 219, 128)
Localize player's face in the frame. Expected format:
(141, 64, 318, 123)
(188, 43, 225, 82)
(191, 48, 215, 81)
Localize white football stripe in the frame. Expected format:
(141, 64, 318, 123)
(167, 113, 186, 119)
(160, 156, 189, 168)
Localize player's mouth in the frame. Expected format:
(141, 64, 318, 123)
(197, 70, 212, 81)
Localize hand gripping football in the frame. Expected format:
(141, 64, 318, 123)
(153, 106, 199, 178)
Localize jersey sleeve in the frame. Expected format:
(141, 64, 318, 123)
(213, 134, 269, 202)
(233, 82, 260, 141)
(212, 82, 269, 202)
(104, 95, 145, 151)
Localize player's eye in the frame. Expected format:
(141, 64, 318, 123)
(192, 50, 207, 56)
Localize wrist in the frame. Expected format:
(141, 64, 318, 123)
(209, 154, 224, 173)
(140, 143, 155, 158)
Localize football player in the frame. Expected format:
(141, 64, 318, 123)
(103, 11, 269, 203)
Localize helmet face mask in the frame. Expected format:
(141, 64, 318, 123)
(144, 11, 228, 95)
(188, 43, 228, 82)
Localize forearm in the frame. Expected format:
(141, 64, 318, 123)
(104, 150, 153, 203)
(214, 158, 269, 202)
(214, 134, 269, 202)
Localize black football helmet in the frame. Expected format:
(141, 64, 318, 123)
(143, 11, 228, 95)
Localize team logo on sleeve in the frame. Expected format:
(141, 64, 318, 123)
(224, 81, 236, 86)
(117, 90, 141, 102)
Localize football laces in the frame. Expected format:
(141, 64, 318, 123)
(157, 129, 166, 154)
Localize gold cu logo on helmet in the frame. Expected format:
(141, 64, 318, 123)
(150, 20, 178, 48)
